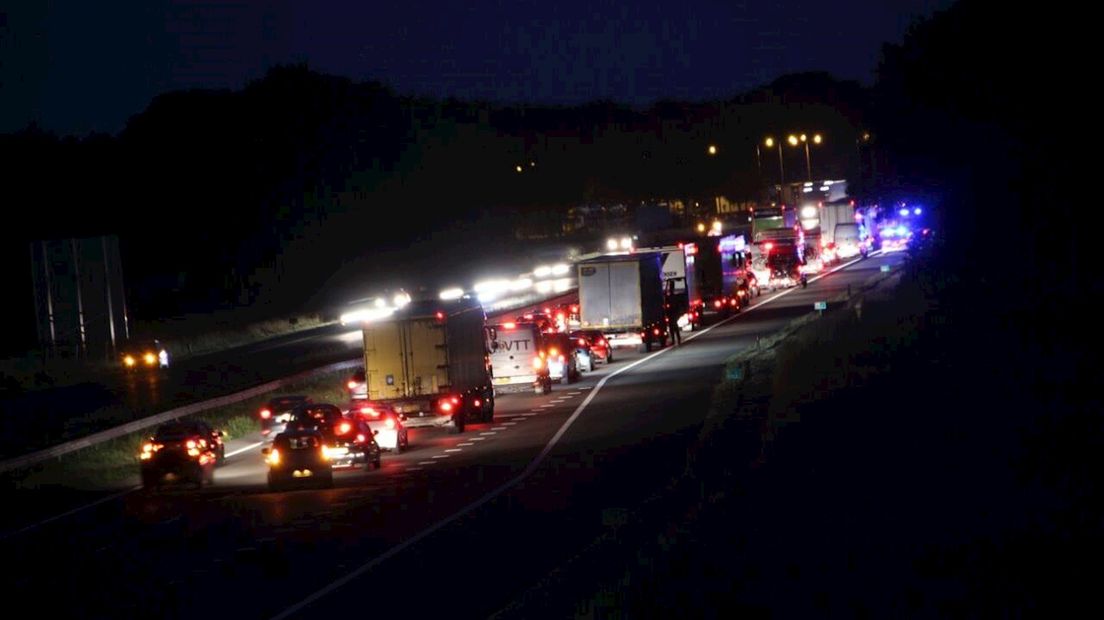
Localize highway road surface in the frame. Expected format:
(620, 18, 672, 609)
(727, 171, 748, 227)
(0, 253, 902, 619)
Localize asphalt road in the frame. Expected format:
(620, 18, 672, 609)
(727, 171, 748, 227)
(0, 253, 902, 619)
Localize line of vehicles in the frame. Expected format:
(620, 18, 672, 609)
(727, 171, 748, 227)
(134, 229, 788, 494)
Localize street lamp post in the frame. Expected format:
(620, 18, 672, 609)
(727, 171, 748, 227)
(764, 137, 784, 188)
(788, 133, 822, 182)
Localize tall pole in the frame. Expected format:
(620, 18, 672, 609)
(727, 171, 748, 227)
(71, 238, 88, 359)
(41, 241, 57, 354)
(755, 144, 762, 178)
(101, 236, 117, 360)
(804, 141, 812, 182)
(777, 142, 785, 188)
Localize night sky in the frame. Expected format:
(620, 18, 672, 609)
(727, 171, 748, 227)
(2, 0, 952, 136)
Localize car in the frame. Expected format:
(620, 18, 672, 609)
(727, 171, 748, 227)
(702, 293, 738, 316)
(538, 332, 580, 384)
(346, 401, 410, 452)
(346, 367, 367, 400)
(570, 329, 614, 364)
(264, 429, 334, 491)
(259, 395, 313, 446)
(287, 404, 381, 470)
(120, 339, 169, 371)
(139, 420, 220, 489)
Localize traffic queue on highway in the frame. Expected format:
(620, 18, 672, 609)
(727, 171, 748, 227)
(134, 226, 872, 495)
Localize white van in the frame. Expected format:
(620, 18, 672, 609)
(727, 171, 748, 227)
(487, 321, 543, 391)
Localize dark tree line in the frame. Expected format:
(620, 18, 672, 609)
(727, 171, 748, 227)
(1, 64, 869, 353)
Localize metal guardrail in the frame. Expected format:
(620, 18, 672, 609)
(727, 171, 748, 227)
(0, 358, 362, 474)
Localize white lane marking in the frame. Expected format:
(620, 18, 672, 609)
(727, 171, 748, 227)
(493, 412, 527, 418)
(491, 426, 508, 430)
(271, 255, 885, 620)
(539, 404, 555, 408)
(417, 461, 435, 465)
(479, 431, 497, 436)
(457, 442, 474, 447)
(0, 485, 140, 542)
(470, 437, 487, 441)
(431, 455, 450, 459)
(519, 413, 537, 418)
(502, 422, 517, 426)
(225, 441, 264, 459)
(444, 449, 462, 453)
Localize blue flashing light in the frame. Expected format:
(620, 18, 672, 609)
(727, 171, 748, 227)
(913, 208, 922, 215)
(897, 225, 909, 236)
(899, 208, 910, 217)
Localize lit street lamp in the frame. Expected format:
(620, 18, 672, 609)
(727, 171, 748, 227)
(788, 133, 823, 182)
(707, 144, 718, 156)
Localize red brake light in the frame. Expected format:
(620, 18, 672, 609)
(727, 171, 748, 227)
(473, 399, 481, 407)
(570, 305, 578, 313)
(440, 400, 454, 412)
(347, 380, 358, 389)
(337, 421, 352, 435)
(436, 311, 445, 321)
(357, 433, 366, 443)
(451, 396, 460, 404)
(714, 300, 723, 308)
(260, 409, 272, 419)
(765, 242, 774, 252)
(579, 338, 587, 345)
(653, 328, 661, 335)
(186, 439, 197, 449)
(385, 417, 396, 429)
(361, 406, 379, 417)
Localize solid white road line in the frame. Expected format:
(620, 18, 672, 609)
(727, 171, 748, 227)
(458, 442, 474, 447)
(444, 449, 462, 453)
(431, 455, 450, 459)
(225, 441, 264, 459)
(267, 254, 887, 619)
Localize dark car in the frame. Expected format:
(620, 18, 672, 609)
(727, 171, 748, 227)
(260, 395, 313, 445)
(287, 404, 381, 470)
(265, 429, 334, 491)
(139, 420, 221, 489)
(570, 329, 614, 364)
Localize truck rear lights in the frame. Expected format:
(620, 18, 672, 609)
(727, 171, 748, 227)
(439, 400, 454, 412)
(533, 357, 543, 369)
(260, 409, 272, 419)
(347, 380, 359, 389)
(384, 417, 396, 429)
(336, 421, 352, 435)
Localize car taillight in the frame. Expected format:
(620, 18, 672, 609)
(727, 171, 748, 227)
(653, 328, 660, 335)
(451, 396, 460, 405)
(186, 439, 197, 450)
(730, 299, 738, 306)
(737, 290, 746, 296)
(267, 448, 281, 465)
(533, 357, 543, 369)
(579, 338, 587, 346)
(347, 380, 358, 389)
(440, 399, 454, 412)
(599, 339, 606, 345)
(473, 399, 481, 407)
(336, 421, 352, 435)
(385, 417, 396, 429)
(361, 407, 379, 417)
(356, 433, 366, 443)
(260, 409, 272, 419)
(714, 300, 723, 308)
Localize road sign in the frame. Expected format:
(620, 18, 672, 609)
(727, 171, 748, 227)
(814, 301, 827, 311)
(880, 264, 891, 273)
